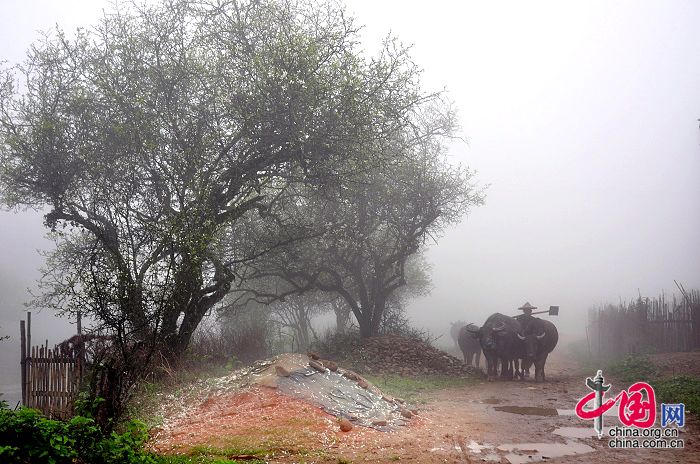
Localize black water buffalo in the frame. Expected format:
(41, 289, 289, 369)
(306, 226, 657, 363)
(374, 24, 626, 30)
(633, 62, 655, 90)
(468, 313, 523, 381)
(450, 320, 466, 348)
(457, 323, 481, 367)
(517, 318, 558, 382)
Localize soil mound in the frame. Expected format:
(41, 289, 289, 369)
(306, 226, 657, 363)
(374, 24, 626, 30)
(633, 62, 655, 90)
(150, 352, 419, 452)
(324, 335, 483, 377)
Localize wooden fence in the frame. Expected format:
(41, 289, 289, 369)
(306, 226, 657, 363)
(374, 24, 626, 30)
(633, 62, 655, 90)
(20, 312, 83, 419)
(587, 289, 700, 359)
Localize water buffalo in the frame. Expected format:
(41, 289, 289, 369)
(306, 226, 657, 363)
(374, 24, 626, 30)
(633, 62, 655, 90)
(517, 318, 558, 382)
(457, 323, 481, 367)
(467, 313, 523, 381)
(450, 320, 466, 348)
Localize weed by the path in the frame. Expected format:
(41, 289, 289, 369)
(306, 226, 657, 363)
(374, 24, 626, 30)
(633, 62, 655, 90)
(154, 444, 266, 464)
(0, 402, 155, 464)
(607, 355, 700, 417)
(365, 374, 475, 403)
(153, 456, 258, 464)
(654, 375, 700, 417)
(607, 355, 658, 384)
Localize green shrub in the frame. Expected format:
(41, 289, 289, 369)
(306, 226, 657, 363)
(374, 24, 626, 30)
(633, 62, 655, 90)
(0, 407, 75, 463)
(607, 355, 658, 384)
(654, 375, 700, 417)
(606, 355, 700, 417)
(0, 402, 155, 464)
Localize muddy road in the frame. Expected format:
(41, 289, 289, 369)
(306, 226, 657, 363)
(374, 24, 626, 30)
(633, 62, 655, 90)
(151, 351, 699, 463)
(398, 352, 700, 464)
(294, 351, 700, 463)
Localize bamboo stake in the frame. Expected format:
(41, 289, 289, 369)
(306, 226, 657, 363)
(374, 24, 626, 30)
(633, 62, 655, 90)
(20, 320, 26, 405)
(29, 346, 34, 408)
(27, 312, 31, 366)
(49, 349, 53, 417)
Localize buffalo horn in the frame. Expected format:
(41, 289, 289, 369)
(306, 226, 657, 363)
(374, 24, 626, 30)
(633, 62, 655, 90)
(536, 332, 546, 340)
(517, 332, 526, 340)
(492, 322, 505, 332)
(465, 325, 480, 334)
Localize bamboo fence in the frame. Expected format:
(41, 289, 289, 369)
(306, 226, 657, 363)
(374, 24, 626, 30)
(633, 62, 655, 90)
(587, 289, 700, 359)
(19, 312, 83, 419)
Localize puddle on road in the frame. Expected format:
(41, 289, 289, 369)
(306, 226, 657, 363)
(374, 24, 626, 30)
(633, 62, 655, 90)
(553, 426, 610, 439)
(556, 408, 618, 417)
(458, 439, 596, 464)
(497, 441, 595, 463)
(494, 406, 559, 416)
(466, 441, 500, 462)
(466, 440, 491, 453)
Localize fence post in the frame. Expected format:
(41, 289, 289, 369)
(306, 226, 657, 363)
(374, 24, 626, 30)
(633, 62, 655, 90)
(20, 320, 26, 405)
(27, 312, 31, 364)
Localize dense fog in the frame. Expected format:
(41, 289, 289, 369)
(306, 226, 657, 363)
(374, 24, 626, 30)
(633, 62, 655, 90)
(1, 0, 699, 405)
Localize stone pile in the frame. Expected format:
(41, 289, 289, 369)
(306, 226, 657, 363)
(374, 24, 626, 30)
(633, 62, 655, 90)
(325, 335, 482, 377)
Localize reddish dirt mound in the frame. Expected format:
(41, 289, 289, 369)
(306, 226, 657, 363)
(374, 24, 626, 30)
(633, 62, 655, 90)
(149, 351, 700, 463)
(148, 385, 419, 460)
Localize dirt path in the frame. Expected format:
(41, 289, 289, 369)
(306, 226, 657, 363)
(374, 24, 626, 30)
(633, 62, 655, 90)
(151, 352, 700, 463)
(299, 352, 700, 463)
(394, 352, 700, 464)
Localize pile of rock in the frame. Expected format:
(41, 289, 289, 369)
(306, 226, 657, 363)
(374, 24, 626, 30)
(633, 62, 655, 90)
(324, 335, 482, 377)
(271, 352, 417, 431)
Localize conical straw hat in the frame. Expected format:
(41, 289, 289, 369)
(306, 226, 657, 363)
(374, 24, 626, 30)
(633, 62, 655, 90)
(518, 302, 538, 311)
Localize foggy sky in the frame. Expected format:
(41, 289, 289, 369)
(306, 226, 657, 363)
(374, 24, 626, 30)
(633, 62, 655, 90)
(346, 0, 700, 336)
(1, 0, 699, 357)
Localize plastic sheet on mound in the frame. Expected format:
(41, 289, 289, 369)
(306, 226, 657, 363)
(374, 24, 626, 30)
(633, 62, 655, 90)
(277, 367, 407, 431)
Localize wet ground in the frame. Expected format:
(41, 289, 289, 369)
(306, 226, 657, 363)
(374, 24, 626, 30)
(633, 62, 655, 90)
(403, 352, 700, 463)
(150, 351, 700, 463)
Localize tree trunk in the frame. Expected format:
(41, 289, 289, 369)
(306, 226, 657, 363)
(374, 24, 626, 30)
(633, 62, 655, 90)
(356, 296, 386, 339)
(297, 309, 310, 351)
(370, 297, 385, 337)
(358, 311, 374, 338)
(334, 303, 351, 334)
(173, 302, 209, 358)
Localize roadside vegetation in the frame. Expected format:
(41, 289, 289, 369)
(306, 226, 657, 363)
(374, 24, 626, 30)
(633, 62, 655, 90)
(154, 446, 266, 464)
(0, 400, 153, 464)
(607, 355, 700, 417)
(366, 374, 476, 404)
(0, 399, 267, 464)
(154, 457, 258, 464)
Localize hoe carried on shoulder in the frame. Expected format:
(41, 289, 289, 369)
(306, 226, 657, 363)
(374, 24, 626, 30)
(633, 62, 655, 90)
(514, 305, 559, 317)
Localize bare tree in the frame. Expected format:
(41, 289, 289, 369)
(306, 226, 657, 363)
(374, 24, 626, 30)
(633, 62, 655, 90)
(268, 292, 331, 352)
(331, 298, 354, 334)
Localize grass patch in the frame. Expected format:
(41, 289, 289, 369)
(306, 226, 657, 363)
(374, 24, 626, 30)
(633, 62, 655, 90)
(189, 445, 266, 457)
(607, 355, 659, 384)
(365, 374, 474, 403)
(153, 455, 256, 464)
(606, 355, 700, 417)
(654, 376, 700, 418)
(179, 427, 326, 460)
(154, 444, 267, 464)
